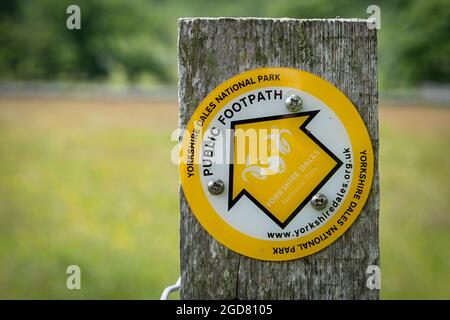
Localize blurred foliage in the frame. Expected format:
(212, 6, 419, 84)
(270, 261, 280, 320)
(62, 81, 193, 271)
(380, 125, 450, 299)
(0, 99, 180, 298)
(271, 0, 450, 87)
(0, 0, 449, 86)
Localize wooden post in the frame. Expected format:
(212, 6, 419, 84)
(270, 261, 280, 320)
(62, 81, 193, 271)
(178, 18, 379, 299)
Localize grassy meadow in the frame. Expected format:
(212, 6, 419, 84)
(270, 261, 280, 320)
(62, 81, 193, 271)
(0, 97, 449, 299)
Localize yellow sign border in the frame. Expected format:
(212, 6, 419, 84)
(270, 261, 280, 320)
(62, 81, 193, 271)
(180, 67, 374, 261)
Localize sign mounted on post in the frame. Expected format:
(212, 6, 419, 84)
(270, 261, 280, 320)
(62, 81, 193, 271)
(180, 67, 373, 261)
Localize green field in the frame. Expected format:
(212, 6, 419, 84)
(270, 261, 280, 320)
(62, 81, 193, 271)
(0, 97, 449, 299)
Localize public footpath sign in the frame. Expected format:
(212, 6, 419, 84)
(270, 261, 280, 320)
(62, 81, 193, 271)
(180, 67, 374, 261)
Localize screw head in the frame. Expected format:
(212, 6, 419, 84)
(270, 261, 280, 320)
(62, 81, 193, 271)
(207, 179, 225, 195)
(285, 94, 303, 112)
(310, 193, 328, 210)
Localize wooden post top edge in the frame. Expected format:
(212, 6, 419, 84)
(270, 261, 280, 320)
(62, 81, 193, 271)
(178, 17, 372, 24)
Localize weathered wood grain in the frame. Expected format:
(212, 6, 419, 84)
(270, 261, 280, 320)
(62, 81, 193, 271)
(178, 18, 379, 299)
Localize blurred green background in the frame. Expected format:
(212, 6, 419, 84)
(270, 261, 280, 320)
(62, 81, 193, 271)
(0, 0, 449, 299)
(1, 0, 449, 87)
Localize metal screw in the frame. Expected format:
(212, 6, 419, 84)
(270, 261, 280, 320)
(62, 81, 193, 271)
(207, 179, 225, 195)
(310, 193, 328, 210)
(285, 94, 303, 112)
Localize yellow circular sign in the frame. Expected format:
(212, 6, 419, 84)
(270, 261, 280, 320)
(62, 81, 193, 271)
(179, 67, 374, 261)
